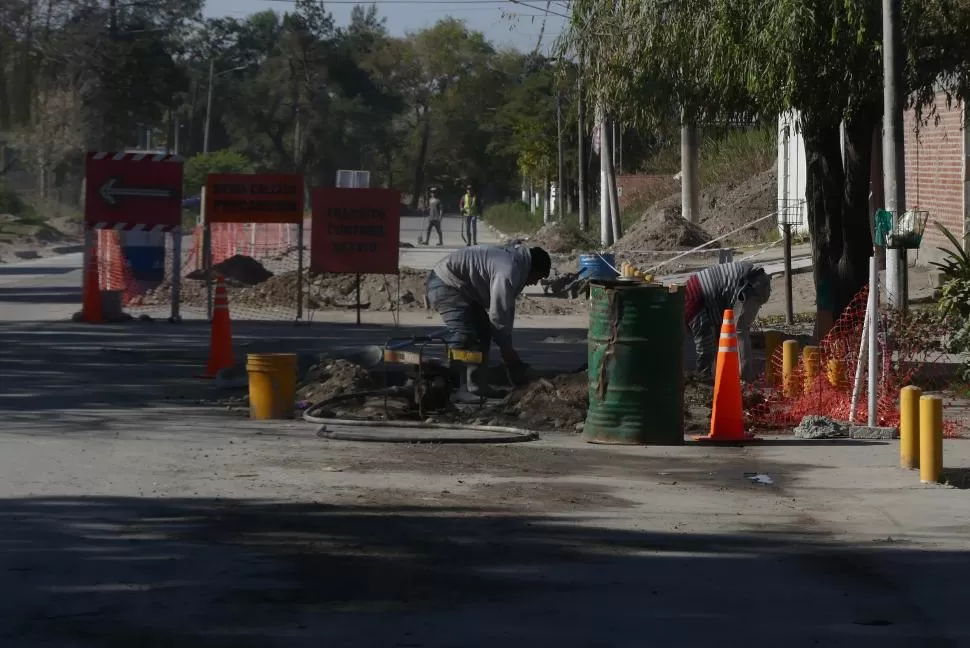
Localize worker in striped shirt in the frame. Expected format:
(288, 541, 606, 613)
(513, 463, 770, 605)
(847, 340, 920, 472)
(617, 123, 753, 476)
(684, 261, 772, 382)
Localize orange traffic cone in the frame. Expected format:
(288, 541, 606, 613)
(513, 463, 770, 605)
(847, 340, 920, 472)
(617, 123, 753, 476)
(694, 309, 759, 443)
(81, 247, 103, 323)
(198, 275, 234, 378)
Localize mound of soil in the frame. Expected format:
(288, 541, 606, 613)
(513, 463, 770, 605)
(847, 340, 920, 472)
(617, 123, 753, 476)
(185, 254, 274, 286)
(614, 207, 718, 252)
(613, 167, 777, 251)
(298, 358, 374, 405)
(137, 265, 587, 316)
(527, 222, 596, 254)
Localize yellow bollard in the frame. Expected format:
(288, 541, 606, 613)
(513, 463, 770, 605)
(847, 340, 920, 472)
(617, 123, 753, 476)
(764, 330, 783, 387)
(899, 386, 921, 470)
(782, 339, 800, 398)
(802, 346, 821, 394)
(247, 353, 298, 420)
(826, 359, 847, 390)
(919, 395, 944, 484)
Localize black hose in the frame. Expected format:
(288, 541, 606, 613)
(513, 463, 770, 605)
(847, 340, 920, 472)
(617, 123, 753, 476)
(301, 385, 539, 443)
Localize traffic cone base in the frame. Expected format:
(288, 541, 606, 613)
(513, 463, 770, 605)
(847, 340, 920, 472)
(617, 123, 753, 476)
(196, 275, 234, 378)
(692, 308, 759, 444)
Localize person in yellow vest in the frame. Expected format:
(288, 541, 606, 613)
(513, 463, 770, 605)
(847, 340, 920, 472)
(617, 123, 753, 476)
(459, 185, 481, 246)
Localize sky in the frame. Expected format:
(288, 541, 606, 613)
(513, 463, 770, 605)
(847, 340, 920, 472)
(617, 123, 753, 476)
(202, 0, 568, 53)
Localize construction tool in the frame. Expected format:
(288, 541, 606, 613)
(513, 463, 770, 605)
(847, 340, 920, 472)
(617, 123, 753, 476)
(540, 271, 588, 299)
(379, 335, 498, 418)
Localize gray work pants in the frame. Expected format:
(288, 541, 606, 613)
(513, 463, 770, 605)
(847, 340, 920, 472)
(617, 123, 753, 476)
(463, 215, 478, 246)
(426, 272, 491, 392)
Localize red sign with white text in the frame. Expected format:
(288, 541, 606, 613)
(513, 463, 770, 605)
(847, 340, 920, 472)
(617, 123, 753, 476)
(84, 151, 183, 231)
(205, 173, 304, 224)
(311, 188, 401, 274)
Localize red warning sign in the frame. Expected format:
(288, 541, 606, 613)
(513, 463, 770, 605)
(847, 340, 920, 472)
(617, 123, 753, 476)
(310, 188, 401, 274)
(205, 173, 304, 224)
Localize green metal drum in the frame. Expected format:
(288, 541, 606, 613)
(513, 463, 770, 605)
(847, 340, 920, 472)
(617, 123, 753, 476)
(584, 281, 685, 445)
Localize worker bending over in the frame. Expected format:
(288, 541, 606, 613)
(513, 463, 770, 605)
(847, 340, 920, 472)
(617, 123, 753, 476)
(460, 185, 481, 246)
(684, 261, 772, 382)
(427, 243, 552, 399)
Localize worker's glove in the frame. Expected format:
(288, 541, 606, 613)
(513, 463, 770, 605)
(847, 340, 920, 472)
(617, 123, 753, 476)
(506, 362, 533, 387)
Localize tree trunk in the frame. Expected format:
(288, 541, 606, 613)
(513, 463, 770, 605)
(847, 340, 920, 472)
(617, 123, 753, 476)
(410, 107, 431, 210)
(802, 115, 846, 338)
(840, 110, 877, 309)
(802, 112, 876, 339)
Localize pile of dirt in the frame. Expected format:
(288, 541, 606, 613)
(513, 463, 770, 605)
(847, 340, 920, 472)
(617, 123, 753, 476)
(527, 222, 596, 254)
(185, 254, 274, 286)
(297, 358, 375, 405)
(613, 206, 718, 252)
(136, 265, 587, 316)
(613, 167, 777, 251)
(498, 371, 589, 430)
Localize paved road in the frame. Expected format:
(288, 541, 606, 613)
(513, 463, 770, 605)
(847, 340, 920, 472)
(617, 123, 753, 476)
(0, 252, 83, 321)
(0, 215, 814, 324)
(2, 221, 970, 647)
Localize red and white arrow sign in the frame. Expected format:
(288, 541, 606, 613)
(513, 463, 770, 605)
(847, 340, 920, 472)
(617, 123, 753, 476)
(99, 177, 174, 206)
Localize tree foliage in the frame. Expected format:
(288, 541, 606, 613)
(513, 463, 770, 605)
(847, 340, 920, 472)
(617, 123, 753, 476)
(2, 2, 581, 210)
(562, 0, 970, 324)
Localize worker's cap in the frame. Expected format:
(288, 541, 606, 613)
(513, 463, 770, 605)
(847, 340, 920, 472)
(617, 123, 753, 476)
(529, 247, 552, 278)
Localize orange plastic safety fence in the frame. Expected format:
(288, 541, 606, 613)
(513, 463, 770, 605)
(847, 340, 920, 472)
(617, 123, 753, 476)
(750, 286, 963, 437)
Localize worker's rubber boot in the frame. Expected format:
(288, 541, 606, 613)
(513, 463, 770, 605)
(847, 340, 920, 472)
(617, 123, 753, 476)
(455, 362, 504, 402)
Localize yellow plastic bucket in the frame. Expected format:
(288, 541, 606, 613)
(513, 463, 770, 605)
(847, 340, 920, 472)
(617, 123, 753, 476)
(246, 353, 298, 420)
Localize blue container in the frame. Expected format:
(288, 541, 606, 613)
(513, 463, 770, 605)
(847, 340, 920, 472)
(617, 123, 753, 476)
(123, 230, 166, 284)
(578, 253, 618, 280)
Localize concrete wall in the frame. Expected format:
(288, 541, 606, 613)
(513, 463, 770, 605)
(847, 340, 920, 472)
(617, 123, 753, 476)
(903, 92, 967, 263)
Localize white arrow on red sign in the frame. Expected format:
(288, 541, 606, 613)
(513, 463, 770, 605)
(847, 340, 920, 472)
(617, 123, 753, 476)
(99, 177, 174, 206)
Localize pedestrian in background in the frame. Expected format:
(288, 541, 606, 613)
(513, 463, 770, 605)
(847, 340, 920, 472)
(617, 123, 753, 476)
(460, 185, 481, 246)
(424, 187, 444, 246)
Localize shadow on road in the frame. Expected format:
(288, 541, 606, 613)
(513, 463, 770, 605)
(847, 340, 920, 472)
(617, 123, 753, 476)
(0, 495, 967, 646)
(0, 286, 81, 304)
(0, 320, 588, 414)
(0, 266, 78, 277)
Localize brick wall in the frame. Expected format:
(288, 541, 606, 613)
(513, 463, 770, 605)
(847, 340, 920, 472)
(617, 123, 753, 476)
(616, 173, 675, 209)
(903, 91, 966, 264)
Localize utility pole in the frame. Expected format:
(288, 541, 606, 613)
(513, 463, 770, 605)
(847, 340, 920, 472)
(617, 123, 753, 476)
(203, 58, 214, 154)
(556, 91, 564, 220)
(597, 107, 611, 246)
(577, 66, 588, 231)
(882, 0, 907, 311)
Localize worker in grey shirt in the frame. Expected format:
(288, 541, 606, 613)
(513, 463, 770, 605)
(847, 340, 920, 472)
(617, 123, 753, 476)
(427, 243, 552, 399)
(423, 188, 444, 246)
(684, 261, 771, 382)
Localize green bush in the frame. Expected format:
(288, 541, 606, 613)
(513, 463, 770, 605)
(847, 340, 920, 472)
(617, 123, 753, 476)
(930, 222, 970, 283)
(182, 150, 253, 196)
(482, 201, 544, 235)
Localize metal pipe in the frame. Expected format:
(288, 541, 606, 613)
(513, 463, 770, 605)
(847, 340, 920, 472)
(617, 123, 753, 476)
(867, 255, 880, 426)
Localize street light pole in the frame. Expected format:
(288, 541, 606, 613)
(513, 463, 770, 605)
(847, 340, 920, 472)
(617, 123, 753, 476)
(203, 58, 215, 154)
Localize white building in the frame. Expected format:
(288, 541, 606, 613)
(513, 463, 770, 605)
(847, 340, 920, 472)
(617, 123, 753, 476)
(776, 112, 847, 237)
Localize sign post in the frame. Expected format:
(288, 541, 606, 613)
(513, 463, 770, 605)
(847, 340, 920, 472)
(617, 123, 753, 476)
(310, 188, 401, 324)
